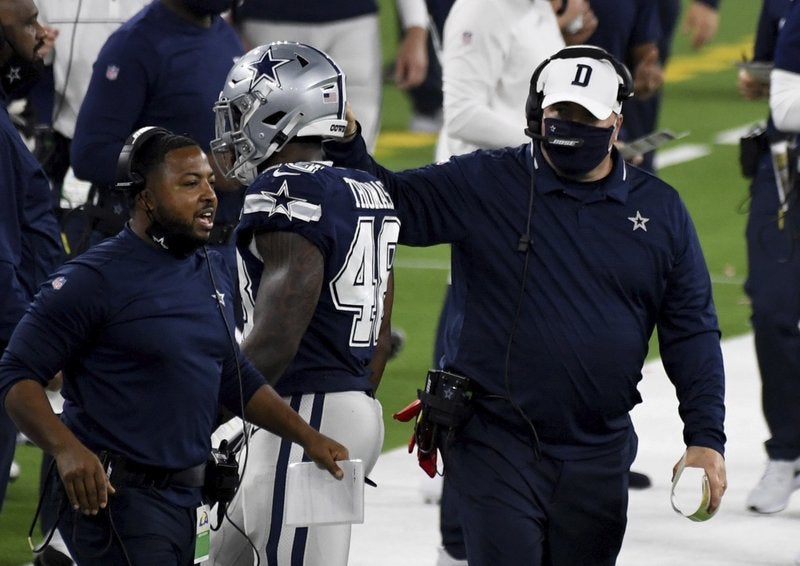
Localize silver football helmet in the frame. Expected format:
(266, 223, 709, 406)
(210, 42, 348, 185)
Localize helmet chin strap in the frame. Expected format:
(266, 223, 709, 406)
(265, 111, 305, 160)
(239, 111, 306, 185)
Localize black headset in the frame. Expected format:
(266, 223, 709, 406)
(524, 45, 634, 139)
(115, 126, 171, 192)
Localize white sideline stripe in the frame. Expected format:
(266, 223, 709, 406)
(654, 144, 711, 169)
(394, 258, 450, 270)
(715, 122, 764, 145)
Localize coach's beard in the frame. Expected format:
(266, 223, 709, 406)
(145, 208, 207, 258)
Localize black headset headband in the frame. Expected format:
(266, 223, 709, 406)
(115, 126, 171, 192)
(524, 45, 634, 138)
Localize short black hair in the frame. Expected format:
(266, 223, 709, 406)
(126, 132, 199, 205)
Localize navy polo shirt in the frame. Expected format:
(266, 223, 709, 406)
(0, 228, 265, 504)
(325, 135, 725, 460)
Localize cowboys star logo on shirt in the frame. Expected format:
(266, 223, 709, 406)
(5, 66, 20, 83)
(628, 210, 650, 232)
(247, 46, 291, 89)
(212, 290, 226, 307)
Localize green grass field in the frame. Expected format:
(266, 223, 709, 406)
(0, 1, 769, 563)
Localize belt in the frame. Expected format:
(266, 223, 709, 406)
(207, 222, 237, 246)
(102, 453, 206, 489)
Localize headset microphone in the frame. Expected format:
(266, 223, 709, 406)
(524, 129, 585, 148)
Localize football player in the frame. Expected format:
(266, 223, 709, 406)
(208, 42, 398, 566)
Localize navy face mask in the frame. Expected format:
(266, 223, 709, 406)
(542, 117, 615, 178)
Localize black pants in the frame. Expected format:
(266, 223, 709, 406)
(56, 484, 197, 566)
(446, 404, 635, 566)
(745, 150, 800, 460)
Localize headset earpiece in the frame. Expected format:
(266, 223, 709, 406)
(115, 126, 171, 192)
(524, 45, 634, 139)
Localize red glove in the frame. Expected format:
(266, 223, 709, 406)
(393, 400, 438, 478)
(393, 399, 422, 422)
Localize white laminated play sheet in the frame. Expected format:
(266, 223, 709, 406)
(284, 459, 365, 526)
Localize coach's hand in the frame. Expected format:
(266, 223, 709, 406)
(304, 432, 349, 479)
(341, 103, 358, 141)
(56, 442, 116, 515)
(3, 379, 115, 515)
(675, 445, 727, 514)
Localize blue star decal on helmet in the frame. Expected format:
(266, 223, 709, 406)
(247, 46, 291, 89)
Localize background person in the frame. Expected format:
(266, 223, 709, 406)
(69, 0, 244, 270)
(232, 0, 430, 152)
(26, 0, 149, 209)
(616, 0, 721, 173)
(0, 0, 64, 514)
(772, 7, 800, 562)
(739, 0, 800, 516)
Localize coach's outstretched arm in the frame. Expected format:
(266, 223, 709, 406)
(243, 383, 349, 479)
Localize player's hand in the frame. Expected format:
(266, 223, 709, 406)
(673, 446, 727, 514)
(304, 432, 349, 479)
(54, 442, 115, 515)
(682, 1, 720, 50)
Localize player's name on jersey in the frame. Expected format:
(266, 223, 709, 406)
(344, 178, 394, 210)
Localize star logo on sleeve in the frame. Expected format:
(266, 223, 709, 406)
(243, 180, 322, 222)
(247, 47, 291, 88)
(265, 181, 304, 219)
(627, 210, 650, 231)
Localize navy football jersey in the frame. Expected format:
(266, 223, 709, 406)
(236, 162, 400, 396)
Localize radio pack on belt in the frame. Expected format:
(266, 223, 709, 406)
(739, 123, 768, 179)
(204, 439, 239, 507)
(393, 370, 474, 477)
(418, 369, 473, 428)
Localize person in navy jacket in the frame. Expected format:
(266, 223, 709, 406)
(739, 0, 800, 516)
(70, 0, 245, 271)
(0, 0, 64, 512)
(0, 127, 347, 565)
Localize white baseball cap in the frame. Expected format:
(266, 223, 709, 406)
(538, 56, 624, 120)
